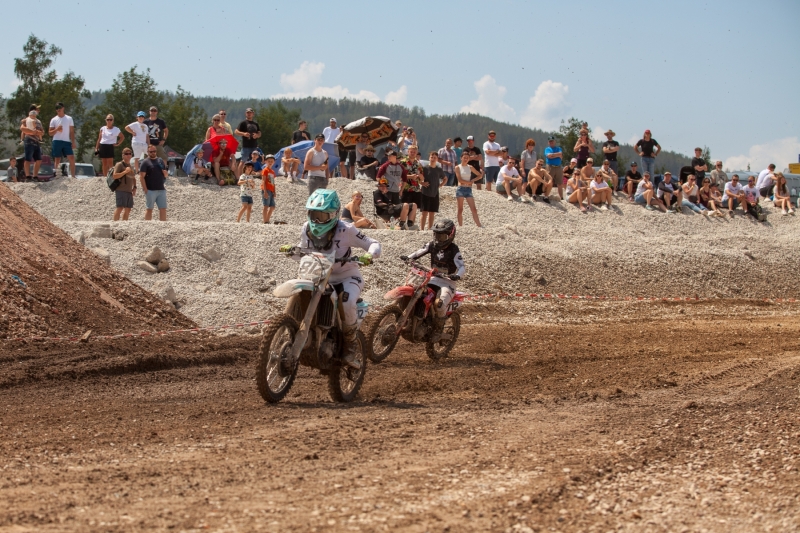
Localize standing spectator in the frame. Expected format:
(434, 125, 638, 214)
(6, 157, 18, 183)
(292, 120, 311, 144)
(756, 164, 776, 198)
(321, 118, 343, 177)
(483, 131, 502, 192)
(721, 174, 745, 217)
(95, 114, 124, 177)
(355, 133, 371, 165)
(691, 147, 708, 183)
(399, 127, 416, 155)
(741, 175, 762, 219)
(496, 158, 525, 201)
(401, 145, 423, 226)
(573, 130, 594, 168)
(342, 191, 376, 229)
(21, 109, 44, 180)
(773, 173, 795, 215)
(698, 178, 724, 217)
(526, 159, 554, 203)
(236, 162, 257, 223)
(544, 136, 564, 200)
(710, 161, 727, 189)
(261, 154, 277, 223)
(565, 167, 589, 212)
(235, 108, 261, 175)
(454, 152, 483, 227)
(420, 152, 446, 231)
(205, 114, 227, 140)
(356, 145, 380, 180)
(125, 111, 150, 173)
(635, 130, 661, 178)
(212, 138, 236, 186)
(49, 102, 76, 178)
(452, 137, 463, 161)
(218, 110, 233, 134)
(589, 171, 613, 210)
(681, 175, 709, 216)
(144, 106, 169, 168)
(624, 162, 643, 202)
(634, 172, 667, 212)
(519, 139, 537, 185)
(112, 148, 137, 221)
(601, 129, 620, 176)
(463, 136, 483, 189)
(280, 147, 300, 182)
(656, 171, 682, 213)
(376, 150, 407, 202)
(139, 145, 168, 221)
(304, 134, 330, 195)
(437, 138, 458, 186)
(599, 159, 619, 190)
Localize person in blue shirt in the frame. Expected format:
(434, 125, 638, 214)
(544, 136, 564, 200)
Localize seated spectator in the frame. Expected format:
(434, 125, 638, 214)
(742, 175, 763, 220)
(356, 145, 380, 180)
(657, 171, 682, 214)
(420, 152, 446, 231)
(773, 173, 795, 215)
(563, 158, 579, 185)
(698, 177, 724, 217)
(589, 171, 613, 210)
(565, 169, 589, 212)
(281, 147, 300, 182)
(599, 159, 619, 191)
(721, 174, 745, 217)
(373, 178, 416, 230)
(525, 159, 554, 203)
(624, 162, 643, 202)
(710, 161, 727, 189)
(579, 157, 595, 183)
(190, 149, 213, 182)
(205, 114, 227, 140)
(681, 175, 709, 217)
(342, 191, 376, 229)
(634, 171, 666, 212)
(496, 158, 525, 202)
(709, 183, 725, 215)
(248, 149, 264, 173)
(261, 154, 277, 223)
(212, 139, 236, 186)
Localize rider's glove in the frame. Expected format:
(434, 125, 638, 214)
(400, 255, 409, 262)
(279, 244, 295, 254)
(448, 274, 461, 281)
(357, 253, 373, 267)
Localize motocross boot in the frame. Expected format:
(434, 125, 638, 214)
(429, 314, 446, 344)
(342, 326, 362, 370)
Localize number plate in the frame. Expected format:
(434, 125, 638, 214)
(407, 268, 427, 288)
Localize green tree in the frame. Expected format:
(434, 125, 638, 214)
(161, 86, 207, 155)
(5, 35, 89, 150)
(701, 146, 712, 169)
(255, 101, 301, 154)
(554, 117, 589, 162)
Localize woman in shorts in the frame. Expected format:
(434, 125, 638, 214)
(95, 114, 124, 176)
(342, 191, 376, 229)
(589, 171, 613, 210)
(773, 173, 796, 215)
(634, 172, 666, 212)
(455, 152, 483, 227)
(565, 170, 589, 212)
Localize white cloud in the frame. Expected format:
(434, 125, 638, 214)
(519, 80, 570, 131)
(460, 75, 516, 123)
(274, 61, 403, 104)
(724, 137, 800, 172)
(385, 85, 408, 106)
(591, 125, 605, 143)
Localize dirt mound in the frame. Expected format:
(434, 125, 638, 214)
(0, 184, 193, 340)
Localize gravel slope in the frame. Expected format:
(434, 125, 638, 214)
(8, 176, 799, 326)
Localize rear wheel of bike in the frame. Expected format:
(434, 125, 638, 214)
(365, 305, 402, 363)
(328, 331, 367, 403)
(426, 312, 461, 361)
(256, 314, 299, 403)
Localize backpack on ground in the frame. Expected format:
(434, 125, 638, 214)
(106, 166, 120, 191)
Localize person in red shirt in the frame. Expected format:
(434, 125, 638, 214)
(212, 139, 236, 186)
(261, 154, 277, 223)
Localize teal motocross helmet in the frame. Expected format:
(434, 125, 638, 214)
(306, 189, 341, 238)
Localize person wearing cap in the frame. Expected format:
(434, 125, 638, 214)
(601, 129, 620, 178)
(635, 130, 660, 178)
(212, 138, 236, 186)
(292, 120, 311, 144)
(376, 150, 408, 203)
(95, 114, 124, 177)
(235, 108, 261, 176)
(112, 148, 137, 221)
(144, 106, 168, 167)
(656, 171, 682, 214)
(463, 136, 483, 189)
(20, 109, 44, 180)
(356, 145, 380, 180)
(544, 136, 564, 200)
(304, 134, 330, 195)
(624, 162, 643, 202)
(373, 177, 416, 229)
(261, 154, 277, 223)
(49, 102, 76, 178)
(482, 131, 502, 191)
(125, 111, 150, 174)
(691, 147, 708, 183)
(562, 157, 579, 184)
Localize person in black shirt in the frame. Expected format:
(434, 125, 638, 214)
(601, 129, 620, 176)
(634, 130, 660, 178)
(235, 108, 261, 175)
(292, 120, 311, 144)
(691, 147, 708, 183)
(356, 145, 380, 180)
(624, 162, 643, 201)
(144, 106, 168, 167)
(372, 178, 416, 229)
(463, 136, 483, 189)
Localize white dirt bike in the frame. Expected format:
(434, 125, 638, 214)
(256, 250, 371, 403)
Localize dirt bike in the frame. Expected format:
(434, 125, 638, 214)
(256, 249, 371, 403)
(365, 259, 465, 363)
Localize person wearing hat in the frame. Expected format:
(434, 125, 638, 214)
(125, 111, 150, 174)
(656, 171, 682, 213)
(304, 134, 330, 195)
(376, 150, 408, 203)
(356, 144, 380, 180)
(463, 136, 483, 189)
(372, 177, 416, 229)
(144, 106, 168, 167)
(634, 130, 660, 179)
(21, 108, 44, 180)
(624, 162, 643, 202)
(261, 154, 277, 223)
(235, 108, 261, 175)
(49, 102, 76, 178)
(544, 136, 564, 200)
(483, 131, 502, 191)
(601, 129, 620, 179)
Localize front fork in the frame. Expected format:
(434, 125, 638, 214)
(290, 288, 323, 362)
(395, 289, 423, 335)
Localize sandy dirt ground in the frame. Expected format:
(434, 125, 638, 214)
(1, 299, 799, 533)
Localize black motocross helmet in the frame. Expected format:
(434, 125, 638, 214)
(432, 219, 456, 250)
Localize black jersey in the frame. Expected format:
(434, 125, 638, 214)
(407, 241, 465, 277)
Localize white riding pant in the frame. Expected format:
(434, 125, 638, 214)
(329, 271, 364, 332)
(428, 278, 456, 318)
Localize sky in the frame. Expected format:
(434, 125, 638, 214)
(2, 0, 799, 170)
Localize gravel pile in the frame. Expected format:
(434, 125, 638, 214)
(8, 176, 800, 327)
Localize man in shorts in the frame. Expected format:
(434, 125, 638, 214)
(496, 158, 525, 201)
(139, 145, 168, 221)
(21, 109, 44, 180)
(49, 102, 76, 177)
(373, 178, 416, 230)
(525, 159, 554, 203)
(482, 131, 502, 191)
(145, 106, 168, 167)
(544, 136, 564, 200)
(112, 148, 137, 221)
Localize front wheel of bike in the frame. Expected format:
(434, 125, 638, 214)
(426, 312, 461, 361)
(256, 314, 300, 403)
(328, 332, 367, 403)
(365, 305, 402, 363)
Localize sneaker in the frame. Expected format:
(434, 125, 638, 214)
(542, 196, 551, 204)
(645, 205, 655, 211)
(667, 208, 677, 214)
(399, 221, 407, 230)
(506, 196, 513, 202)
(790, 209, 796, 215)
(702, 210, 710, 217)
(782, 210, 788, 216)
(600, 205, 609, 211)
(520, 195, 529, 203)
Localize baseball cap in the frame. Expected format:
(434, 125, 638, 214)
(378, 178, 389, 186)
(664, 171, 672, 176)
(631, 162, 638, 166)
(488, 130, 496, 135)
(314, 133, 325, 140)
(264, 153, 276, 160)
(137, 111, 146, 117)
(570, 158, 578, 163)
(466, 135, 474, 141)
(330, 118, 337, 122)
(149, 106, 158, 112)
(245, 107, 254, 113)
(29, 109, 38, 116)
(385, 149, 397, 157)
(548, 135, 556, 141)
(55, 102, 64, 110)
(644, 129, 651, 134)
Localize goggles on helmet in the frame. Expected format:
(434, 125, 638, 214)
(308, 210, 337, 224)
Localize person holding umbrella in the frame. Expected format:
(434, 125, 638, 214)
(304, 134, 330, 195)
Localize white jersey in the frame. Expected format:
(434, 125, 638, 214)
(296, 221, 381, 278)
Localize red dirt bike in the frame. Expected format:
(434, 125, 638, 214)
(365, 259, 465, 363)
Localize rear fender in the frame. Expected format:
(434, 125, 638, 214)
(273, 279, 315, 298)
(384, 285, 415, 300)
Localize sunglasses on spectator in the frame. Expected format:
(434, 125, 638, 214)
(106, 119, 113, 122)
(148, 150, 157, 153)
(213, 119, 220, 122)
(123, 151, 132, 155)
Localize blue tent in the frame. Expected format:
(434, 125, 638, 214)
(272, 140, 340, 176)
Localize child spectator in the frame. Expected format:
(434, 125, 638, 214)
(190, 149, 212, 182)
(261, 154, 277, 223)
(281, 147, 300, 182)
(709, 183, 725, 215)
(420, 152, 446, 230)
(6, 157, 18, 182)
(249, 149, 264, 173)
(236, 162, 257, 223)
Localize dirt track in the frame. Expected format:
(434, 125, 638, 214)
(1, 300, 799, 532)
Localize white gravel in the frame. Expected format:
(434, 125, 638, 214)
(8, 176, 800, 327)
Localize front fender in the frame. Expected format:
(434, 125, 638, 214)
(273, 279, 315, 298)
(384, 285, 415, 300)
